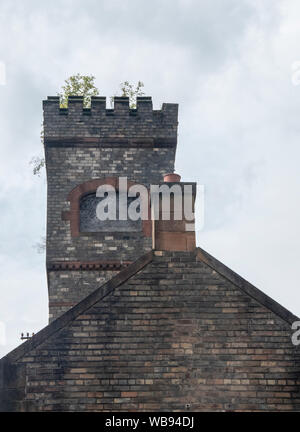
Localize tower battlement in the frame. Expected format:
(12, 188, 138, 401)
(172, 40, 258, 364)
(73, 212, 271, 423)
(43, 96, 178, 143)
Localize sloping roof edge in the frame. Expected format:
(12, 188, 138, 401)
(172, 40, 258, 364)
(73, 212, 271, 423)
(1, 251, 153, 364)
(2, 247, 298, 365)
(196, 247, 299, 325)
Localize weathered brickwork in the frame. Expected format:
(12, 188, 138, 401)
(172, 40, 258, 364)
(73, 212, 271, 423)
(48, 270, 118, 322)
(2, 251, 300, 412)
(44, 96, 178, 320)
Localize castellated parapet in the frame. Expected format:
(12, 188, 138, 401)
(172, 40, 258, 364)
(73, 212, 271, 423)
(43, 96, 178, 144)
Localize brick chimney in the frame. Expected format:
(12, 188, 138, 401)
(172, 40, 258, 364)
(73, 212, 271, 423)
(152, 174, 196, 251)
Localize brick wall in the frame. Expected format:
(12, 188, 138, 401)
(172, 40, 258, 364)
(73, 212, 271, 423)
(48, 269, 118, 322)
(4, 251, 300, 412)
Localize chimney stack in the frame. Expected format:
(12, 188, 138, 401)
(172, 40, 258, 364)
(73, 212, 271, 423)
(152, 174, 196, 252)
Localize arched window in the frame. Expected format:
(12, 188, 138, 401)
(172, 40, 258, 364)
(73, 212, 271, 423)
(79, 191, 142, 233)
(63, 178, 151, 238)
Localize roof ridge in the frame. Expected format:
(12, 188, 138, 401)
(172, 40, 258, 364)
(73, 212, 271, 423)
(1, 251, 153, 364)
(196, 247, 299, 325)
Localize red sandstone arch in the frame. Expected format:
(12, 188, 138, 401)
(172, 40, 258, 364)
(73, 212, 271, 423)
(62, 177, 151, 238)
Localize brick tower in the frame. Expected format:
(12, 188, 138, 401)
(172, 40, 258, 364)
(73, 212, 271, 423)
(43, 96, 178, 321)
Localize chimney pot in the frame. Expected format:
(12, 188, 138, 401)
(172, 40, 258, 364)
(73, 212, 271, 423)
(164, 173, 181, 182)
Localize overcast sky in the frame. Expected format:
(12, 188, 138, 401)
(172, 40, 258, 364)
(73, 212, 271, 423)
(1, 0, 300, 356)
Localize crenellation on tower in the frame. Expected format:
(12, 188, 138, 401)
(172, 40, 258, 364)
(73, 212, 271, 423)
(43, 96, 178, 140)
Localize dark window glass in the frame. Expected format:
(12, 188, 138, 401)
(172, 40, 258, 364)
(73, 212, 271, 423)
(79, 192, 142, 233)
